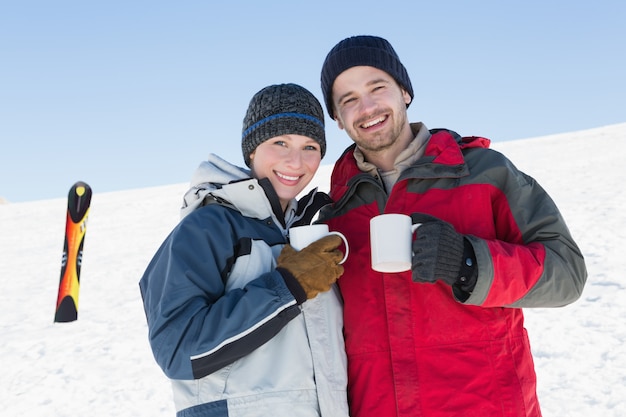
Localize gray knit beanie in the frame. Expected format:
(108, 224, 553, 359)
(241, 83, 326, 167)
(320, 35, 414, 119)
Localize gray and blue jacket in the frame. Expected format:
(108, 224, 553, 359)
(139, 154, 349, 417)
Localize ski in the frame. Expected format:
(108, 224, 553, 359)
(54, 181, 92, 323)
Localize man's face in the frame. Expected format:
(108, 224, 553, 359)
(331, 66, 412, 153)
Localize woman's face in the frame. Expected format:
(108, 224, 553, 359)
(249, 134, 322, 211)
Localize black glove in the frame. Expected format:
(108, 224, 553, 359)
(277, 235, 344, 303)
(410, 213, 477, 297)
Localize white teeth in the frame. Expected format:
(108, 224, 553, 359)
(277, 172, 299, 181)
(362, 116, 385, 128)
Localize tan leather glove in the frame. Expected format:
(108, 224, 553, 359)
(277, 234, 345, 300)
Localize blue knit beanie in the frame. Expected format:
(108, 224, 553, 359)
(320, 35, 414, 119)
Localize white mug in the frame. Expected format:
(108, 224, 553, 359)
(370, 214, 421, 272)
(289, 224, 349, 264)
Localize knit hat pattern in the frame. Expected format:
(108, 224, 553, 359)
(320, 35, 414, 118)
(242, 83, 326, 167)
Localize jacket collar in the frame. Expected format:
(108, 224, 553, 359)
(329, 124, 491, 202)
(180, 153, 331, 231)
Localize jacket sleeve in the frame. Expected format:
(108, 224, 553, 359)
(463, 152, 587, 308)
(139, 207, 300, 380)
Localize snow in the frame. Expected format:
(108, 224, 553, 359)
(1, 123, 625, 416)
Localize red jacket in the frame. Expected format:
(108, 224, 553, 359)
(319, 126, 586, 417)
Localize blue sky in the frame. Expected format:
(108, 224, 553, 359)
(1, 0, 624, 203)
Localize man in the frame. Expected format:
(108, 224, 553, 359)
(318, 35, 587, 417)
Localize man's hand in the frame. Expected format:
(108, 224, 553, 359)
(410, 213, 468, 286)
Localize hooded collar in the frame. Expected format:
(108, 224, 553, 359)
(180, 153, 331, 231)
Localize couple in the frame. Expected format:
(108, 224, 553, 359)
(140, 36, 587, 417)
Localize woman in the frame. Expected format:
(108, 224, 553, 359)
(139, 83, 349, 417)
